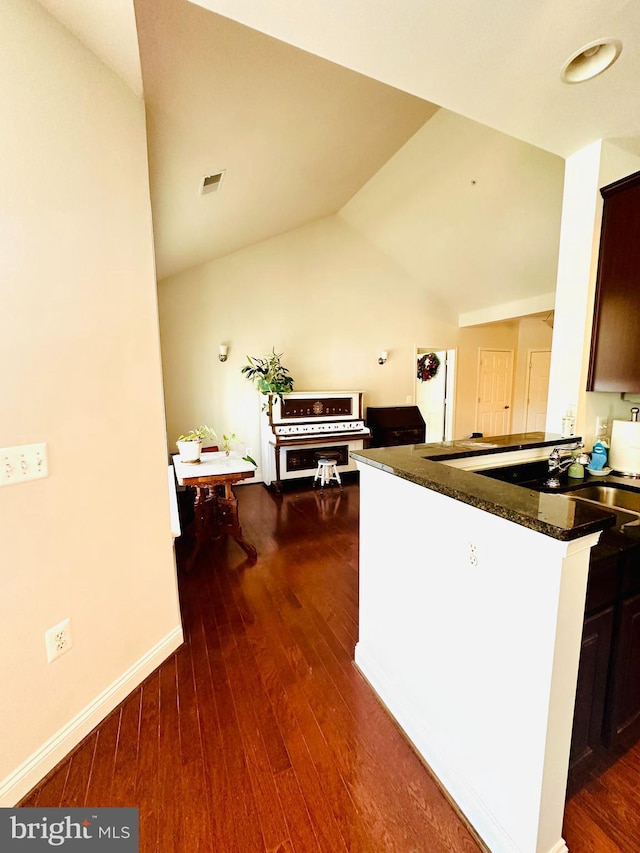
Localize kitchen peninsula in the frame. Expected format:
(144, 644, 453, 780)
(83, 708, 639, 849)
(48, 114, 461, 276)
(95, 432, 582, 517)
(351, 433, 619, 853)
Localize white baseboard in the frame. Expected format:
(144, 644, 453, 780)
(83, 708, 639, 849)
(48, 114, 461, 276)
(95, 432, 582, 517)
(354, 642, 568, 853)
(0, 625, 184, 807)
(548, 842, 569, 853)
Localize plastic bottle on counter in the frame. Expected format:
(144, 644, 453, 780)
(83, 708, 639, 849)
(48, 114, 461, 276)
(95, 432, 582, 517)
(560, 405, 576, 438)
(561, 405, 576, 438)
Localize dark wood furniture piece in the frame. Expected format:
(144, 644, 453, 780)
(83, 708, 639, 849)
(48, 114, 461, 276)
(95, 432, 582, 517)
(587, 169, 640, 392)
(365, 406, 426, 448)
(172, 452, 257, 571)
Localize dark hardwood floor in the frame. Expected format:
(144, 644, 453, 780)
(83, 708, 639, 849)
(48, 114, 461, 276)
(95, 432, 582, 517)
(18, 480, 640, 851)
(564, 737, 640, 852)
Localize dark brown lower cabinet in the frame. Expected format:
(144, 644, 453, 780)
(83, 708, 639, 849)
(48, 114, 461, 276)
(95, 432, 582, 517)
(569, 542, 640, 784)
(605, 592, 640, 745)
(570, 606, 614, 770)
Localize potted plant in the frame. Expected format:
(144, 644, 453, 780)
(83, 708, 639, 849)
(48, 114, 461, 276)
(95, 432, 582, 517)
(241, 349, 295, 410)
(221, 432, 257, 465)
(221, 432, 238, 456)
(176, 425, 217, 463)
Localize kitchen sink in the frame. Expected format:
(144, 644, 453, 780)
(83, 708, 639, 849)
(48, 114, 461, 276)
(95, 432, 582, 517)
(477, 461, 640, 523)
(560, 484, 640, 515)
(474, 460, 551, 486)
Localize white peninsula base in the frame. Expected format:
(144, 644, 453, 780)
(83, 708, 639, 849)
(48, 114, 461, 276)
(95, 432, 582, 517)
(355, 463, 600, 853)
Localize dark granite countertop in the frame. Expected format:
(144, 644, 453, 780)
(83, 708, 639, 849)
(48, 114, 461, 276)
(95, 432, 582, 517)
(351, 432, 626, 542)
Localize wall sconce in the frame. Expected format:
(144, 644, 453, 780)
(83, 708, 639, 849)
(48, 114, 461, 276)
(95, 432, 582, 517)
(218, 344, 229, 362)
(378, 350, 388, 365)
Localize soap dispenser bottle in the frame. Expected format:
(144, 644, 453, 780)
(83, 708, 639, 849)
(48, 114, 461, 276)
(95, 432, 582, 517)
(590, 416, 610, 472)
(568, 446, 588, 479)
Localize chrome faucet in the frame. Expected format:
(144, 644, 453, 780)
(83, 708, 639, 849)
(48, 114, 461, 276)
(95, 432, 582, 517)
(546, 444, 582, 487)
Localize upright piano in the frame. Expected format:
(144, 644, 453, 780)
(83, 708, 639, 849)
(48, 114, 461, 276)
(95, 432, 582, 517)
(260, 391, 370, 490)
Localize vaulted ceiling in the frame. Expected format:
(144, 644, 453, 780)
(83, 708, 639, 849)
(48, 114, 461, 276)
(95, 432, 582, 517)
(36, 0, 640, 294)
(134, 0, 437, 280)
(192, 0, 640, 159)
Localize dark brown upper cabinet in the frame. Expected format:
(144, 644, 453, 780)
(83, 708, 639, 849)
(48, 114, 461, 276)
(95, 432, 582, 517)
(587, 170, 640, 392)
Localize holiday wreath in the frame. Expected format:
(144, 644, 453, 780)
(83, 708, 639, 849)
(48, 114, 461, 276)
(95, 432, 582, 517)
(417, 352, 441, 382)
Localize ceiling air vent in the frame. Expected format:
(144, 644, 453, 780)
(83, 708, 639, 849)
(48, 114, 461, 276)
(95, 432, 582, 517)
(200, 170, 225, 196)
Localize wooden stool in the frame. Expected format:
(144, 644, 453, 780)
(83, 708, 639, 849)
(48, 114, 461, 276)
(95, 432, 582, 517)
(313, 455, 342, 489)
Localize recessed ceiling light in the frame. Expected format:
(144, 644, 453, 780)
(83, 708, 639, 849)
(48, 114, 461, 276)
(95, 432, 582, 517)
(561, 39, 622, 84)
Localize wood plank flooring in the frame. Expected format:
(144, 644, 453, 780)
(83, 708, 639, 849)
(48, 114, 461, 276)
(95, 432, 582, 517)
(18, 480, 640, 851)
(564, 738, 640, 852)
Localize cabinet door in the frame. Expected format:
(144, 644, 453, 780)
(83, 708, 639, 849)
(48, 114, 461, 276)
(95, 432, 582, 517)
(606, 592, 640, 745)
(570, 606, 614, 770)
(587, 170, 640, 392)
(584, 543, 619, 616)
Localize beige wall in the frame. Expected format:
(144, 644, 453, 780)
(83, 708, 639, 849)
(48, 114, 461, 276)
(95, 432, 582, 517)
(0, 0, 182, 803)
(453, 317, 553, 439)
(159, 110, 564, 466)
(158, 215, 459, 471)
(511, 317, 554, 433)
(454, 322, 517, 438)
(339, 109, 564, 321)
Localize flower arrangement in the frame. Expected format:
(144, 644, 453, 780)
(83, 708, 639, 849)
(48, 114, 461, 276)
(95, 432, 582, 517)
(417, 352, 441, 382)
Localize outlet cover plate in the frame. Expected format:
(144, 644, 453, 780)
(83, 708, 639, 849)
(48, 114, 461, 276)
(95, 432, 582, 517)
(45, 618, 72, 662)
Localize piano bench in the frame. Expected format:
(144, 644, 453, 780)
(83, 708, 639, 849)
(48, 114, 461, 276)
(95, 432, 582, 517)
(313, 455, 342, 490)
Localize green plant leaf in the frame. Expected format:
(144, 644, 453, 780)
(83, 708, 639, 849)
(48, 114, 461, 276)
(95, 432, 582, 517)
(176, 424, 216, 442)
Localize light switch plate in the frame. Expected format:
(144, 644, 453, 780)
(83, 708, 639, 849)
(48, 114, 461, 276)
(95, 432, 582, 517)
(0, 443, 48, 486)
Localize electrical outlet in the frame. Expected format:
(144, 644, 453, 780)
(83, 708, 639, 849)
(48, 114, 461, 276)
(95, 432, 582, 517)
(45, 618, 72, 662)
(1, 443, 48, 487)
(595, 416, 609, 437)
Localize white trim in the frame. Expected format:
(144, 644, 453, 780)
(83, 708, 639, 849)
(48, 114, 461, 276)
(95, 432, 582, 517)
(459, 292, 556, 327)
(168, 465, 181, 537)
(444, 349, 457, 441)
(414, 346, 457, 442)
(547, 842, 570, 853)
(441, 446, 553, 470)
(524, 349, 552, 433)
(0, 626, 184, 806)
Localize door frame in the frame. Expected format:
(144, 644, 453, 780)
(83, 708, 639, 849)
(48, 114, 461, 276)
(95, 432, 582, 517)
(414, 347, 457, 442)
(524, 348, 552, 433)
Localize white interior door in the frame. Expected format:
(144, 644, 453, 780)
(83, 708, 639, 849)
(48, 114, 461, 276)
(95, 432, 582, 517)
(415, 349, 456, 441)
(475, 349, 513, 437)
(525, 350, 551, 432)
